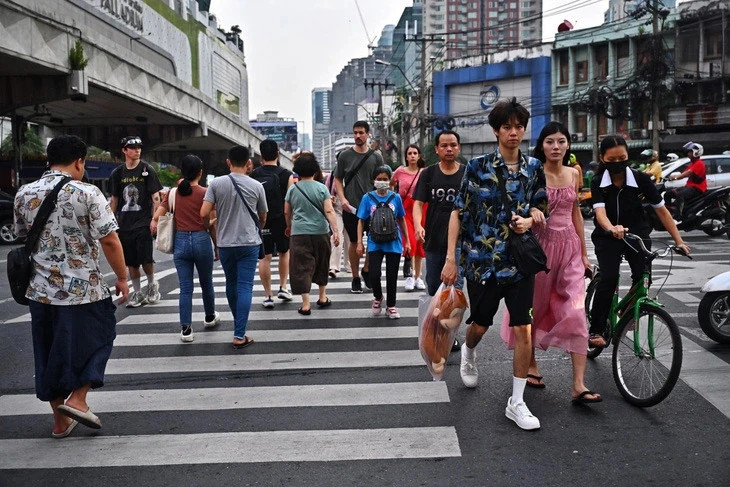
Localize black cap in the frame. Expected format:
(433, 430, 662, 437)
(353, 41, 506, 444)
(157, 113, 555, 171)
(121, 136, 143, 148)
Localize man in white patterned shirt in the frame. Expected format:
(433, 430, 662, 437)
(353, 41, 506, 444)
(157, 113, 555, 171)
(14, 135, 129, 437)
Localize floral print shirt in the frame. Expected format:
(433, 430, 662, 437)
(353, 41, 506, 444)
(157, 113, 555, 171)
(454, 149, 548, 285)
(14, 170, 119, 305)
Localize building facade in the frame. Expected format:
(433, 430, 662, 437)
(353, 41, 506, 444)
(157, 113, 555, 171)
(250, 111, 298, 153)
(312, 88, 332, 162)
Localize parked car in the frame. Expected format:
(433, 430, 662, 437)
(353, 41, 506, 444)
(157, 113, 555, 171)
(662, 154, 730, 190)
(0, 191, 20, 244)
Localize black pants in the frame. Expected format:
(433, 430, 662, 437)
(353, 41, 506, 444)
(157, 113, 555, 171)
(675, 186, 702, 218)
(589, 234, 651, 335)
(369, 250, 400, 307)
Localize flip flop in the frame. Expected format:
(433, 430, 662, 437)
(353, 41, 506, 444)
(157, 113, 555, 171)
(572, 390, 603, 404)
(589, 334, 607, 348)
(57, 404, 102, 429)
(298, 307, 312, 315)
(316, 298, 332, 308)
(232, 336, 254, 349)
(52, 419, 78, 439)
(526, 373, 546, 389)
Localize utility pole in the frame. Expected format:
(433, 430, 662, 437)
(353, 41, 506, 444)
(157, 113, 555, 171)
(364, 79, 394, 157)
(651, 0, 660, 152)
(405, 34, 444, 148)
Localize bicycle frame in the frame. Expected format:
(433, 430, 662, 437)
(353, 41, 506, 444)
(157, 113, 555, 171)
(610, 271, 663, 357)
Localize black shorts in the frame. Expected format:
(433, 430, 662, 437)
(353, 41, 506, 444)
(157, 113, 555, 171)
(466, 276, 535, 328)
(119, 227, 154, 267)
(343, 211, 364, 244)
(262, 216, 289, 255)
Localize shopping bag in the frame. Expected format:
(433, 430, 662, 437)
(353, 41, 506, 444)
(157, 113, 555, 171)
(156, 189, 176, 254)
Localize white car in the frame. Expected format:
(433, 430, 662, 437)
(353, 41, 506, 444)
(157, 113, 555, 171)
(661, 154, 730, 189)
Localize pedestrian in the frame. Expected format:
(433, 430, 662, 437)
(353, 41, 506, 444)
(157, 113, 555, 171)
(356, 165, 410, 319)
(441, 98, 549, 430)
(392, 144, 426, 292)
(109, 135, 163, 308)
(152, 155, 220, 343)
(333, 120, 385, 293)
(201, 145, 267, 349)
(14, 135, 129, 436)
(251, 139, 294, 308)
(284, 152, 340, 314)
(588, 135, 690, 348)
(500, 121, 600, 403)
(326, 171, 351, 278)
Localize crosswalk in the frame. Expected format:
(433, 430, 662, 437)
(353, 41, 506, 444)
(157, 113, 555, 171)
(0, 256, 461, 469)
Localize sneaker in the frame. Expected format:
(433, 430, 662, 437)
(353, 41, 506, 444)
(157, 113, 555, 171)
(404, 276, 415, 292)
(371, 297, 383, 316)
(386, 307, 400, 319)
(203, 311, 220, 328)
(262, 296, 275, 309)
(351, 278, 363, 294)
(505, 397, 541, 430)
(126, 291, 147, 308)
(361, 268, 371, 289)
(180, 325, 194, 343)
(460, 343, 478, 388)
(277, 288, 293, 301)
(146, 282, 160, 304)
(451, 338, 460, 352)
(414, 278, 426, 290)
(328, 270, 337, 279)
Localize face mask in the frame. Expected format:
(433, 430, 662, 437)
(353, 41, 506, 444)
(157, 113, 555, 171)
(374, 181, 390, 190)
(606, 161, 628, 175)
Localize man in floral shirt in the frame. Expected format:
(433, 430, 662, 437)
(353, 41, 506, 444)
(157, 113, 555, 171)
(14, 135, 129, 437)
(441, 98, 548, 431)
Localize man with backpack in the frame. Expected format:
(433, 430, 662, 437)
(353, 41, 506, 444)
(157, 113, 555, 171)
(251, 139, 294, 307)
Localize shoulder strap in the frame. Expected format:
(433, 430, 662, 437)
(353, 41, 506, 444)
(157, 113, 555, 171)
(228, 175, 260, 231)
(344, 149, 374, 186)
(404, 168, 421, 196)
(294, 183, 325, 216)
(385, 192, 396, 205)
(26, 176, 71, 253)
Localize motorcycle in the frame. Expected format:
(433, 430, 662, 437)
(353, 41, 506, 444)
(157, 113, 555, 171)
(578, 187, 593, 219)
(646, 184, 730, 237)
(698, 271, 730, 344)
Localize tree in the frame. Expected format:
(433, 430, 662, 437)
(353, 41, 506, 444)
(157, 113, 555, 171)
(0, 128, 45, 157)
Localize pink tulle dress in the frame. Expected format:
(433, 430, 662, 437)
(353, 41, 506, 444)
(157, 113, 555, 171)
(500, 184, 588, 355)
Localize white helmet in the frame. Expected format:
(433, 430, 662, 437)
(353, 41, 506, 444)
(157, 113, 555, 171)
(682, 142, 703, 159)
(666, 153, 679, 162)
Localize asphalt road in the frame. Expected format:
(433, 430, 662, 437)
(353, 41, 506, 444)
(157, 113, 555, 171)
(0, 224, 728, 486)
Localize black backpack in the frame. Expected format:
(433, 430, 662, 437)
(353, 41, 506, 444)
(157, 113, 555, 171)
(252, 167, 285, 218)
(368, 191, 398, 243)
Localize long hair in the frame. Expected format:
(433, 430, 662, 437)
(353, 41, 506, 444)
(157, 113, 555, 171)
(404, 144, 426, 168)
(532, 121, 571, 165)
(177, 154, 203, 196)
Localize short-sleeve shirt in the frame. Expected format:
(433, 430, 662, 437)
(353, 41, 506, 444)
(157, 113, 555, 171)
(284, 180, 331, 236)
(333, 148, 384, 208)
(392, 167, 423, 200)
(161, 185, 207, 232)
(686, 159, 707, 192)
(644, 161, 662, 183)
(109, 161, 163, 231)
(413, 163, 465, 252)
(356, 190, 406, 254)
(454, 150, 548, 285)
(204, 173, 267, 247)
(14, 170, 119, 305)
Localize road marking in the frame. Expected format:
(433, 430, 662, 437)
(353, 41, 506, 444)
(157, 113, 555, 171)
(137, 294, 424, 307)
(676, 336, 730, 419)
(104, 350, 424, 375)
(0, 382, 448, 415)
(0, 427, 461, 469)
(665, 291, 701, 304)
(112, 326, 418, 346)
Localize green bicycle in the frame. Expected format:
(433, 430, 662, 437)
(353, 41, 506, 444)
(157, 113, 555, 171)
(584, 233, 691, 407)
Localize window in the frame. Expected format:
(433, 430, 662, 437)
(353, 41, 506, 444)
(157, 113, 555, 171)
(554, 106, 568, 127)
(706, 25, 723, 59)
(558, 50, 569, 85)
(616, 41, 630, 77)
(489, 11, 497, 17)
(594, 45, 608, 80)
(575, 60, 587, 83)
(712, 158, 730, 176)
(510, 2, 517, 8)
(575, 113, 588, 136)
(468, 12, 477, 18)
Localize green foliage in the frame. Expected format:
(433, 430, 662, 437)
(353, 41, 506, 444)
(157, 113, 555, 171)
(87, 146, 111, 158)
(156, 168, 181, 187)
(423, 140, 439, 166)
(0, 129, 45, 157)
(69, 39, 89, 70)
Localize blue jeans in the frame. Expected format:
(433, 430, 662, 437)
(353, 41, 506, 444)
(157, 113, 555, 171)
(218, 245, 259, 339)
(425, 250, 464, 296)
(174, 231, 216, 327)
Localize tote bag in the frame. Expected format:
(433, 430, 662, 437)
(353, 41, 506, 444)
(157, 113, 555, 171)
(156, 188, 176, 254)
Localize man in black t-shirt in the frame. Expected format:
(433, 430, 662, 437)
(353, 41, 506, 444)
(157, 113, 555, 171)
(109, 136, 163, 308)
(251, 139, 294, 308)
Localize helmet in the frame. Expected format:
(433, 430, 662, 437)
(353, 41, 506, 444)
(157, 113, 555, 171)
(640, 149, 658, 162)
(569, 153, 577, 164)
(666, 153, 679, 162)
(682, 142, 703, 159)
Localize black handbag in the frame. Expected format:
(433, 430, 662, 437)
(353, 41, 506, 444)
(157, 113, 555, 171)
(495, 167, 549, 276)
(402, 252, 412, 278)
(7, 177, 71, 305)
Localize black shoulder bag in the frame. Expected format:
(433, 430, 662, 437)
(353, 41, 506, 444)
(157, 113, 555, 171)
(293, 184, 333, 235)
(343, 149, 375, 186)
(495, 167, 549, 276)
(8, 176, 71, 305)
(229, 175, 266, 259)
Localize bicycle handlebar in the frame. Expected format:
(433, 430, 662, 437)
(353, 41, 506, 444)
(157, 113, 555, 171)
(623, 232, 692, 260)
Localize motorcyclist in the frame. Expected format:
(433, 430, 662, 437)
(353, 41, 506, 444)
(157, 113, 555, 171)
(668, 142, 707, 219)
(565, 152, 583, 186)
(666, 153, 679, 163)
(641, 149, 662, 183)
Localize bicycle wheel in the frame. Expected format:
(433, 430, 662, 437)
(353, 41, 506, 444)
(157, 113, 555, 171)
(612, 305, 682, 407)
(585, 277, 604, 359)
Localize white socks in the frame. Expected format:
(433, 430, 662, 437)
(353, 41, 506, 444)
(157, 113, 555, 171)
(132, 277, 142, 294)
(512, 376, 527, 404)
(146, 272, 155, 287)
(463, 344, 476, 359)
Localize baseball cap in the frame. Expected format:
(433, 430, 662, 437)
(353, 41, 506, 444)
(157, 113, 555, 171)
(121, 136, 143, 148)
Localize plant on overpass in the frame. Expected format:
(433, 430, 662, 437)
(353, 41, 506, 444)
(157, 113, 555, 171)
(69, 39, 89, 71)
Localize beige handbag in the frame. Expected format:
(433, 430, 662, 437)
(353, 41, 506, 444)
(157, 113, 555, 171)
(156, 188, 176, 254)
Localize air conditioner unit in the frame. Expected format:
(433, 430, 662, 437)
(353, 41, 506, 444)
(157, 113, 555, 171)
(571, 132, 586, 142)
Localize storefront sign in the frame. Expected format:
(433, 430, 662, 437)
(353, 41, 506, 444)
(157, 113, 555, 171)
(99, 0, 144, 33)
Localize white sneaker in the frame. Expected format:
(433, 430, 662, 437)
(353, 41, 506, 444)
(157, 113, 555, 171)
(505, 397, 541, 430)
(203, 311, 220, 329)
(126, 291, 147, 308)
(180, 325, 194, 343)
(262, 297, 275, 308)
(146, 282, 160, 304)
(277, 288, 293, 301)
(459, 343, 478, 388)
(414, 278, 426, 290)
(386, 307, 400, 319)
(404, 277, 415, 291)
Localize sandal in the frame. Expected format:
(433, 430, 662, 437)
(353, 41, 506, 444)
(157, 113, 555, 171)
(316, 298, 332, 308)
(589, 333, 607, 348)
(572, 390, 602, 404)
(298, 307, 311, 315)
(526, 373, 546, 389)
(232, 336, 254, 349)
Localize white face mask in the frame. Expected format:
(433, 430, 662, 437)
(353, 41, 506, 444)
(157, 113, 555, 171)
(374, 180, 390, 190)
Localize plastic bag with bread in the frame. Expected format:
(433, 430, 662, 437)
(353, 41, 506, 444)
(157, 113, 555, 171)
(418, 284, 468, 380)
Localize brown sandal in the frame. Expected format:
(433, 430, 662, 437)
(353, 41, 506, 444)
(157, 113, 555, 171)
(232, 336, 254, 349)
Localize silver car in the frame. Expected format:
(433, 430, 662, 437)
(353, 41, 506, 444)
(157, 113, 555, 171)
(662, 155, 730, 190)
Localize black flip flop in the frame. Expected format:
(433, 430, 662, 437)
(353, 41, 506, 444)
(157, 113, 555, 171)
(572, 390, 603, 404)
(526, 373, 546, 389)
(316, 298, 332, 308)
(298, 307, 311, 315)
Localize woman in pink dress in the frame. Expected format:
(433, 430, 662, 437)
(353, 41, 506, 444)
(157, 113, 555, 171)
(501, 121, 601, 403)
(391, 144, 426, 291)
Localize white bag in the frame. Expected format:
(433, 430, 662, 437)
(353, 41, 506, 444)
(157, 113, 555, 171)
(156, 188, 176, 254)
